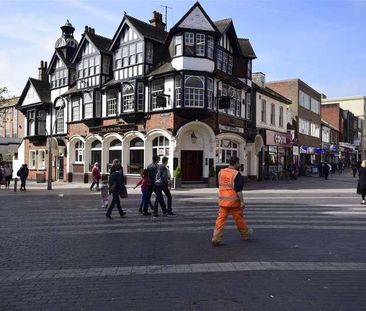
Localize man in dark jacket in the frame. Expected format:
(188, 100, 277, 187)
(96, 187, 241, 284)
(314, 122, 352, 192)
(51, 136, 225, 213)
(323, 162, 331, 180)
(154, 156, 174, 216)
(106, 164, 126, 219)
(143, 155, 160, 217)
(17, 164, 29, 191)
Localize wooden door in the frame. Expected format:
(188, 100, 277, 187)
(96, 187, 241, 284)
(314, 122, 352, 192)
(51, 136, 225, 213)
(181, 151, 203, 182)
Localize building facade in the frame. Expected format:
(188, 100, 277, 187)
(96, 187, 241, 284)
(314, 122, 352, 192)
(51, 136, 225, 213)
(266, 79, 322, 174)
(16, 3, 256, 184)
(251, 72, 292, 180)
(321, 96, 366, 160)
(0, 97, 24, 167)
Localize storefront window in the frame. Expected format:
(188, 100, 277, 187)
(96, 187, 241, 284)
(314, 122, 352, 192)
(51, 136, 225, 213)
(129, 138, 144, 174)
(216, 139, 238, 164)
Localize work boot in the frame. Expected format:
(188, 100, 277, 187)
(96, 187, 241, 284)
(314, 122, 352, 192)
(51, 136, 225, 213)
(211, 229, 223, 246)
(240, 228, 254, 241)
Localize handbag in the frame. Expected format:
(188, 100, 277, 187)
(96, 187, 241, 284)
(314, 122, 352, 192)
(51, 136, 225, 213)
(120, 184, 128, 198)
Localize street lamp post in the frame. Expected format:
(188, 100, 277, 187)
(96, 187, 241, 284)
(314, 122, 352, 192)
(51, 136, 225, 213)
(47, 97, 66, 190)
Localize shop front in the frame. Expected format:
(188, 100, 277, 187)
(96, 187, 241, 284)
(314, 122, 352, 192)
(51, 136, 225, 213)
(262, 130, 292, 179)
(299, 145, 323, 175)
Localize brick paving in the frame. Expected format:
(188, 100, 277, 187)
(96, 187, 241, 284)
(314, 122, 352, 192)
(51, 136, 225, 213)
(0, 171, 366, 310)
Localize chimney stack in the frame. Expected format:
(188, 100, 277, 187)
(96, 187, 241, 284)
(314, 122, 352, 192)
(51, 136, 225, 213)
(149, 10, 166, 31)
(38, 60, 48, 83)
(252, 72, 265, 88)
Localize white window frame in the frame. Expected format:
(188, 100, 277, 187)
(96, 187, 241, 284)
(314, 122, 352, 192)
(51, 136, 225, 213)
(184, 76, 205, 108)
(175, 75, 182, 107)
(28, 110, 35, 136)
(122, 83, 135, 112)
(196, 33, 205, 56)
(185, 33, 194, 46)
(174, 35, 182, 56)
(216, 139, 239, 164)
(72, 98, 80, 121)
(29, 150, 37, 168)
(207, 36, 214, 59)
(75, 141, 84, 163)
(151, 79, 164, 110)
(107, 89, 118, 116)
(299, 118, 310, 135)
(38, 150, 45, 169)
(152, 136, 170, 162)
(84, 92, 93, 119)
(207, 78, 213, 109)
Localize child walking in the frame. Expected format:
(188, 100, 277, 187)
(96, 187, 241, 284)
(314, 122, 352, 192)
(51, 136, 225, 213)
(100, 180, 109, 208)
(134, 169, 153, 214)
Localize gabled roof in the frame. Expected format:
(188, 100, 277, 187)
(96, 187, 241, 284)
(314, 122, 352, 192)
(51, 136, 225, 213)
(238, 38, 257, 59)
(47, 49, 75, 74)
(17, 78, 51, 108)
(72, 31, 112, 63)
(109, 14, 168, 51)
(169, 2, 220, 35)
(214, 18, 232, 34)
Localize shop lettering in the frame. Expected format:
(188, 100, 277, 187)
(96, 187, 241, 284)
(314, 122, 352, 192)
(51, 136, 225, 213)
(274, 134, 286, 145)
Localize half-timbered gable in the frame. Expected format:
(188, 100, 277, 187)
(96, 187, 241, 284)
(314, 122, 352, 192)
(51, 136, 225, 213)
(17, 78, 51, 138)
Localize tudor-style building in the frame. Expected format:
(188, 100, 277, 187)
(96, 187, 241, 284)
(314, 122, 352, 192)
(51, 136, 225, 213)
(17, 2, 256, 185)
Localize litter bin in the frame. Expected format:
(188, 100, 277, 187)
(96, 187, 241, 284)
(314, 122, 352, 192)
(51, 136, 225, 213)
(83, 173, 89, 184)
(68, 172, 73, 183)
(36, 172, 46, 183)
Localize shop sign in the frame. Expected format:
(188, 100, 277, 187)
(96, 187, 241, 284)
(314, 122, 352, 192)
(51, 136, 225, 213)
(266, 130, 292, 147)
(90, 123, 136, 134)
(219, 124, 244, 133)
(293, 146, 299, 156)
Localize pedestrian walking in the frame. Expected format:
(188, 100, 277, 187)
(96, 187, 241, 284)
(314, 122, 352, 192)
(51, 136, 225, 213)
(211, 156, 253, 246)
(143, 155, 160, 217)
(17, 164, 29, 191)
(287, 162, 297, 180)
(109, 159, 121, 174)
(106, 164, 126, 219)
(323, 162, 331, 180)
(134, 169, 153, 214)
(3, 164, 13, 189)
(357, 160, 366, 205)
(100, 180, 109, 209)
(352, 161, 358, 178)
(338, 160, 344, 174)
(0, 165, 3, 189)
(90, 162, 101, 191)
(155, 156, 175, 216)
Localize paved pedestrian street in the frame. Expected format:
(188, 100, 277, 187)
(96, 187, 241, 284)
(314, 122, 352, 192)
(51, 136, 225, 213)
(1, 173, 366, 310)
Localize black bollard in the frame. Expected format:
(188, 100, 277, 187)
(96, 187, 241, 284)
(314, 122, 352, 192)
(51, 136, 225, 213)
(14, 177, 18, 192)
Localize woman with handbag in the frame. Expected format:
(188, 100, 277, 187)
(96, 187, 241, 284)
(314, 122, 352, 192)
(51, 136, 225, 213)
(106, 163, 126, 219)
(357, 160, 366, 205)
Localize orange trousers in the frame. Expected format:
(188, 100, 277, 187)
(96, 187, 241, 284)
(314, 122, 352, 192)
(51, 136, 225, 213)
(212, 206, 249, 243)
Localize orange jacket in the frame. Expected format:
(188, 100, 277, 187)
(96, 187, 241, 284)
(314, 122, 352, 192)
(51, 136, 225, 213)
(218, 167, 241, 208)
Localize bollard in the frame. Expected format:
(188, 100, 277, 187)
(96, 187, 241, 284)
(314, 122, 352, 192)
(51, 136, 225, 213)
(14, 177, 18, 192)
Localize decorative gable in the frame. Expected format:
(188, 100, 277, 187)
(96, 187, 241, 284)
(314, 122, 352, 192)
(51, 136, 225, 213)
(22, 84, 41, 107)
(177, 6, 215, 31)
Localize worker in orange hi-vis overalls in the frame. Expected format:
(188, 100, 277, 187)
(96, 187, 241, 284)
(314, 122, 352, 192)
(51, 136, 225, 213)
(212, 156, 253, 246)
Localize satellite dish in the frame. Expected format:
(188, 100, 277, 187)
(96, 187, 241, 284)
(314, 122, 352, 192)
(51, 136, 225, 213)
(254, 134, 264, 153)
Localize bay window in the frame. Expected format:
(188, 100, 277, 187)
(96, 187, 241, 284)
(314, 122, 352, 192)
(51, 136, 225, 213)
(196, 33, 205, 56)
(174, 35, 182, 56)
(175, 75, 182, 107)
(207, 78, 213, 109)
(37, 110, 46, 135)
(207, 36, 214, 58)
(185, 32, 194, 55)
(72, 97, 80, 121)
(137, 82, 144, 112)
(27, 110, 35, 136)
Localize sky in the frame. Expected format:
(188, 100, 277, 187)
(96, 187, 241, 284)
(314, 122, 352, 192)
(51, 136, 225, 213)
(0, 0, 365, 98)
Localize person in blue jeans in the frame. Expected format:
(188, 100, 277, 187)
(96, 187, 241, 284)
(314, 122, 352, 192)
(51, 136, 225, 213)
(155, 156, 175, 216)
(106, 164, 126, 219)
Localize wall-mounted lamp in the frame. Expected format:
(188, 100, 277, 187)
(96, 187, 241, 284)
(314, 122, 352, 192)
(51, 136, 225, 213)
(191, 131, 197, 144)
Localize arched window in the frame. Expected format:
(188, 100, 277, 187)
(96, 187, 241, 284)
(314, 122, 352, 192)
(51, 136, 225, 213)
(90, 140, 102, 171)
(129, 138, 144, 174)
(75, 141, 84, 163)
(152, 136, 170, 162)
(216, 139, 238, 164)
(184, 76, 204, 107)
(108, 139, 122, 171)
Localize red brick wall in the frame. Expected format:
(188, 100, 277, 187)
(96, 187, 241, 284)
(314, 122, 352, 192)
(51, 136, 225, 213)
(321, 104, 340, 131)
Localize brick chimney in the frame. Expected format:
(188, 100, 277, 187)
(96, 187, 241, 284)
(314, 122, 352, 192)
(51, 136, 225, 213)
(252, 72, 265, 88)
(149, 11, 166, 31)
(38, 61, 48, 82)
